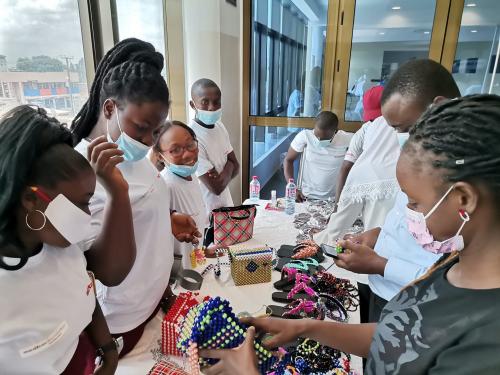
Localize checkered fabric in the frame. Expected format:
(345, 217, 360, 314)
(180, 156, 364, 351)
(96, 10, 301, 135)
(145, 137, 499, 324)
(148, 360, 189, 375)
(212, 205, 256, 246)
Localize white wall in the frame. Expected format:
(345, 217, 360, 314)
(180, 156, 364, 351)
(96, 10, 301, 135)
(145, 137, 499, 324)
(182, 0, 242, 204)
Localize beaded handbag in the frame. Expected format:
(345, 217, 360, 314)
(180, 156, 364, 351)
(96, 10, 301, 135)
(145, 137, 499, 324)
(228, 245, 273, 286)
(177, 297, 277, 374)
(211, 204, 257, 246)
(161, 292, 209, 356)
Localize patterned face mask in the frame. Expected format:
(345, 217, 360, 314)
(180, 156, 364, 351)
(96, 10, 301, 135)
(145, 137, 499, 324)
(405, 185, 470, 254)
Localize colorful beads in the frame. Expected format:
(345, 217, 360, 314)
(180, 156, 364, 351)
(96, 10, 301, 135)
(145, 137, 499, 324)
(177, 296, 277, 373)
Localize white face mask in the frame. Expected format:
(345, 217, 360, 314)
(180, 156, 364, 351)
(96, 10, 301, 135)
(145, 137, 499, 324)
(44, 194, 93, 244)
(406, 185, 470, 254)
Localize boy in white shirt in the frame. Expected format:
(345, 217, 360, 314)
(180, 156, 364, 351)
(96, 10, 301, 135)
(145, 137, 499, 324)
(284, 111, 352, 201)
(189, 79, 240, 213)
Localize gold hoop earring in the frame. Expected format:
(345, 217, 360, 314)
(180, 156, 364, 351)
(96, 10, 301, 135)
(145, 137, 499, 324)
(25, 210, 46, 231)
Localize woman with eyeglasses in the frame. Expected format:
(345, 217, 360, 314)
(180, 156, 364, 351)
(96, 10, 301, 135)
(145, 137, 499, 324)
(151, 121, 209, 270)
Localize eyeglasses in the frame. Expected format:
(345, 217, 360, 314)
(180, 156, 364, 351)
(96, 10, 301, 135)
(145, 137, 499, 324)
(163, 140, 198, 158)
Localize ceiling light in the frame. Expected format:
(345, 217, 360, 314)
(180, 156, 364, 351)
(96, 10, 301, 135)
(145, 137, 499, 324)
(466, 3, 477, 7)
(392, 6, 401, 10)
(471, 29, 478, 33)
(424, 31, 430, 34)
(379, 32, 385, 35)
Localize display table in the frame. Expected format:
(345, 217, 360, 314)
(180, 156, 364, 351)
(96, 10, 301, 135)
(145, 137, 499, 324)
(116, 200, 363, 374)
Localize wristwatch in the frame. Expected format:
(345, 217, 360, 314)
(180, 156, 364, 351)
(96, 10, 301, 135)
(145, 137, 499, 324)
(95, 337, 119, 358)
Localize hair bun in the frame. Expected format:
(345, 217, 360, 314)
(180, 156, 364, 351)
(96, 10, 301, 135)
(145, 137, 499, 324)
(130, 50, 164, 73)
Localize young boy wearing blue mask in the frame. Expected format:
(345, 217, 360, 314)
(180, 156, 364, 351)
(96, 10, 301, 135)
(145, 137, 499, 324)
(284, 111, 352, 202)
(189, 78, 240, 213)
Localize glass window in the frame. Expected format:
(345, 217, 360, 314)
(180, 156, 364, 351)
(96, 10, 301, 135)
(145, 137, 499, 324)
(250, 0, 327, 117)
(345, 0, 437, 122)
(112, 0, 167, 76)
(250, 125, 304, 197)
(0, 0, 89, 124)
(452, 1, 500, 96)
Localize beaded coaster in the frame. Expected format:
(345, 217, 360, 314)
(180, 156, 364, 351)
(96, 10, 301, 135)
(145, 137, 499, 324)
(177, 296, 277, 374)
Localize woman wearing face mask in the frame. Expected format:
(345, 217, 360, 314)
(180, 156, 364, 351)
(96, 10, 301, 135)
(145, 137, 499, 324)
(199, 95, 500, 375)
(71, 38, 201, 357)
(0, 106, 120, 374)
(151, 121, 209, 270)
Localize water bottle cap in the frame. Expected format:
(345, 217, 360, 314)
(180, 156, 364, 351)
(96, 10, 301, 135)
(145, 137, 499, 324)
(252, 176, 258, 179)
(289, 178, 294, 183)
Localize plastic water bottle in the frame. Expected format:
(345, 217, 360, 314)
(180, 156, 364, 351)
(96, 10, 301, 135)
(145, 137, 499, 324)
(285, 178, 296, 215)
(249, 176, 260, 202)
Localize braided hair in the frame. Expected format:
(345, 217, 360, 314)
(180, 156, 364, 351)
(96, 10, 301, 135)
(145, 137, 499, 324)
(71, 38, 170, 143)
(0, 106, 92, 269)
(403, 94, 500, 285)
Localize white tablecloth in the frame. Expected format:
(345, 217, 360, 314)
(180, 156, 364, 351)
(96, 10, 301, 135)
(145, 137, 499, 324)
(116, 200, 363, 374)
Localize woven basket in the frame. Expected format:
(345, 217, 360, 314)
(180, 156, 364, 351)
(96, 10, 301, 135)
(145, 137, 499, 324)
(229, 246, 273, 286)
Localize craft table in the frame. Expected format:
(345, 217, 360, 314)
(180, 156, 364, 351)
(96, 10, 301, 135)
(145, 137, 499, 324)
(116, 200, 363, 374)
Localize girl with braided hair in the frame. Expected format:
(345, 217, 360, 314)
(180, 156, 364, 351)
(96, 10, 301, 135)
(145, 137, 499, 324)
(71, 38, 200, 357)
(0, 106, 119, 374)
(200, 95, 500, 375)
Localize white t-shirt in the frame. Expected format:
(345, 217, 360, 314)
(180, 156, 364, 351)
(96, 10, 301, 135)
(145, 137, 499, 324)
(161, 168, 209, 269)
(338, 116, 400, 207)
(189, 119, 234, 213)
(291, 129, 353, 200)
(76, 140, 174, 333)
(0, 244, 95, 374)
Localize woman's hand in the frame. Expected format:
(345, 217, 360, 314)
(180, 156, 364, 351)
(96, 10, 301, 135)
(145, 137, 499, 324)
(335, 239, 387, 275)
(239, 317, 304, 349)
(87, 136, 128, 195)
(171, 212, 202, 244)
(200, 327, 259, 375)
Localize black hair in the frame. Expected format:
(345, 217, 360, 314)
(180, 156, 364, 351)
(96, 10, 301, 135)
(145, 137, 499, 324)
(153, 120, 197, 153)
(71, 38, 170, 144)
(404, 94, 500, 287)
(381, 59, 461, 109)
(315, 111, 339, 130)
(0, 106, 92, 268)
(406, 94, 500, 200)
(191, 78, 221, 99)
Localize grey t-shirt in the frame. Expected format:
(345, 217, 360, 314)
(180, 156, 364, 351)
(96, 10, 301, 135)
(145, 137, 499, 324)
(366, 258, 500, 374)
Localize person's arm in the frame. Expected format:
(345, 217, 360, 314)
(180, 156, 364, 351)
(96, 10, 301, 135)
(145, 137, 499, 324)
(335, 160, 354, 205)
(227, 151, 239, 179)
(284, 147, 306, 202)
(200, 319, 376, 374)
(199, 162, 235, 196)
(85, 136, 136, 287)
(284, 147, 300, 183)
(86, 302, 118, 374)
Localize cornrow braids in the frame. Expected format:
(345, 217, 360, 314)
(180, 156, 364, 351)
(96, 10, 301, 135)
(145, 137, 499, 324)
(0, 106, 91, 268)
(71, 38, 170, 144)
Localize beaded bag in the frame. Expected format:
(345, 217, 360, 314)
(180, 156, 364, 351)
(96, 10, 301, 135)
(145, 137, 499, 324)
(228, 245, 273, 286)
(162, 292, 209, 356)
(177, 296, 277, 374)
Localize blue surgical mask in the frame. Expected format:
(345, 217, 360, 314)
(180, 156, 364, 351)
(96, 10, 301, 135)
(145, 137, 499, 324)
(107, 105, 149, 162)
(397, 132, 410, 149)
(318, 139, 332, 148)
(161, 154, 198, 177)
(195, 106, 222, 125)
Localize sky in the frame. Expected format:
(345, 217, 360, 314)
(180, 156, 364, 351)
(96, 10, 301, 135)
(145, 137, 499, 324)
(0, 0, 165, 68)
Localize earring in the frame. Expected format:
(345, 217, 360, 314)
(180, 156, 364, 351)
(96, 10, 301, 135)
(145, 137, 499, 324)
(25, 210, 46, 231)
(459, 209, 470, 222)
